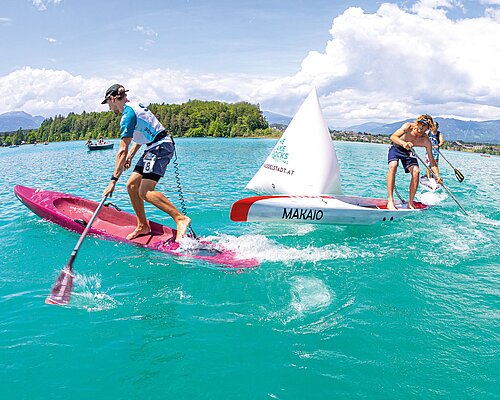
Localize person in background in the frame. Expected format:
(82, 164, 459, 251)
(85, 139, 93, 146)
(425, 121, 445, 179)
(386, 114, 442, 210)
(101, 84, 191, 242)
(98, 136, 105, 145)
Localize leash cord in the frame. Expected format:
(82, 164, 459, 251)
(172, 148, 197, 238)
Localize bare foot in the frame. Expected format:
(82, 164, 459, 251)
(408, 202, 416, 210)
(387, 199, 397, 210)
(127, 225, 151, 240)
(175, 216, 192, 242)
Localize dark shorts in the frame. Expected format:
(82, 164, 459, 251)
(388, 145, 418, 173)
(134, 141, 175, 182)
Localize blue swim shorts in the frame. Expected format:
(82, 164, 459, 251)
(134, 141, 175, 182)
(388, 145, 418, 173)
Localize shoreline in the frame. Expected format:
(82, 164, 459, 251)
(2, 135, 499, 156)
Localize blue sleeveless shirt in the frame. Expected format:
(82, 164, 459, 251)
(120, 102, 171, 145)
(427, 130, 440, 160)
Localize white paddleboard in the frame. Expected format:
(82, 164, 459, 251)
(419, 176, 443, 192)
(231, 195, 427, 225)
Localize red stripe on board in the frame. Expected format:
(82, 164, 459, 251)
(230, 196, 289, 221)
(413, 201, 428, 210)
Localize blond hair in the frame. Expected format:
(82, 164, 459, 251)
(416, 114, 435, 131)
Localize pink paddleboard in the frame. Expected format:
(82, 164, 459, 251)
(14, 185, 258, 268)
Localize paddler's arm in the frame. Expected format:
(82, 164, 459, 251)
(124, 142, 141, 170)
(438, 131, 445, 147)
(390, 123, 413, 150)
(424, 141, 442, 184)
(103, 137, 132, 197)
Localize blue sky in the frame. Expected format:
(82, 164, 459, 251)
(1, 0, 499, 127)
(1, 1, 386, 76)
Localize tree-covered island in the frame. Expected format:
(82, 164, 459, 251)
(1, 99, 498, 156)
(0, 100, 279, 146)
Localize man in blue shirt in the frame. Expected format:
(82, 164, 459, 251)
(102, 84, 191, 242)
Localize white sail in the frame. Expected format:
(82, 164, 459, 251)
(246, 88, 342, 195)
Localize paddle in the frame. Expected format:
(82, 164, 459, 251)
(45, 194, 108, 306)
(394, 186, 406, 204)
(411, 150, 468, 216)
(438, 149, 465, 182)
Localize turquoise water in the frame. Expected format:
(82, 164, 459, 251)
(0, 139, 498, 399)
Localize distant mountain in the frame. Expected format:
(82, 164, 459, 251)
(344, 122, 386, 133)
(0, 111, 45, 132)
(263, 111, 292, 126)
(343, 118, 500, 144)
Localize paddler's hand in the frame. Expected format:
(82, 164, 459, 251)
(103, 181, 116, 198)
(436, 176, 443, 184)
(124, 158, 132, 170)
(403, 141, 414, 150)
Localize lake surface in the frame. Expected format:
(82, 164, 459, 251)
(0, 139, 498, 399)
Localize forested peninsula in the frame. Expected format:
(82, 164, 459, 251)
(0, 100, 278, 146)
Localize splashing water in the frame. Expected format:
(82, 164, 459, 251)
(70, 273, 119, 312)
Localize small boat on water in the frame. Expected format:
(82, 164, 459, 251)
(8, 144, 19, 148)
(230, 88, 428, 225)
(87, 142, 114, 151)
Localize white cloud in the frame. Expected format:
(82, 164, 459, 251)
(31, 0, 47, 11)
(250, 2, 500, 126)
(0, 67, 108, 116)
(411, 0, 461, 15)
(134, 25, 158, 51)
(46, 37, 57, 44)
(133, 25, 158, 37)
(31, 0, 62, 11)
(0, 17, 12, 26)
(0, 66, 265, 117)
(2, 2, 500, 127)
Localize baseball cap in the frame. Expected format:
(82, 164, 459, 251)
(101, 84, 128, 104)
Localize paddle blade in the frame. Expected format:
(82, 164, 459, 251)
(45, 266, 74, 306)
(455, 169, 465, 182)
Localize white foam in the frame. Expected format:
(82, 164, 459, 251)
(289, 276, 333, 315)
(468, 211, 500, 227)
(71, 273, 118, 312)
(207, 233, 372, 263)
(418, 190, 447, 205)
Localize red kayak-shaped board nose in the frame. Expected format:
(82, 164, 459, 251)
(14, 185, 258, 269)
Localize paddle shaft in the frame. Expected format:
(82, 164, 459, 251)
(66, 194, 109, 271)
(394, 186, 406, 204)
(437, 149, 464, 182)
(411, 150, 468, 215)
(46, 194, 109, 305)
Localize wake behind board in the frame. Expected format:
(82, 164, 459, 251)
(14, 185, 258, 268)
(419, 176, 443, 192)
(231, 195, 427, 225)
